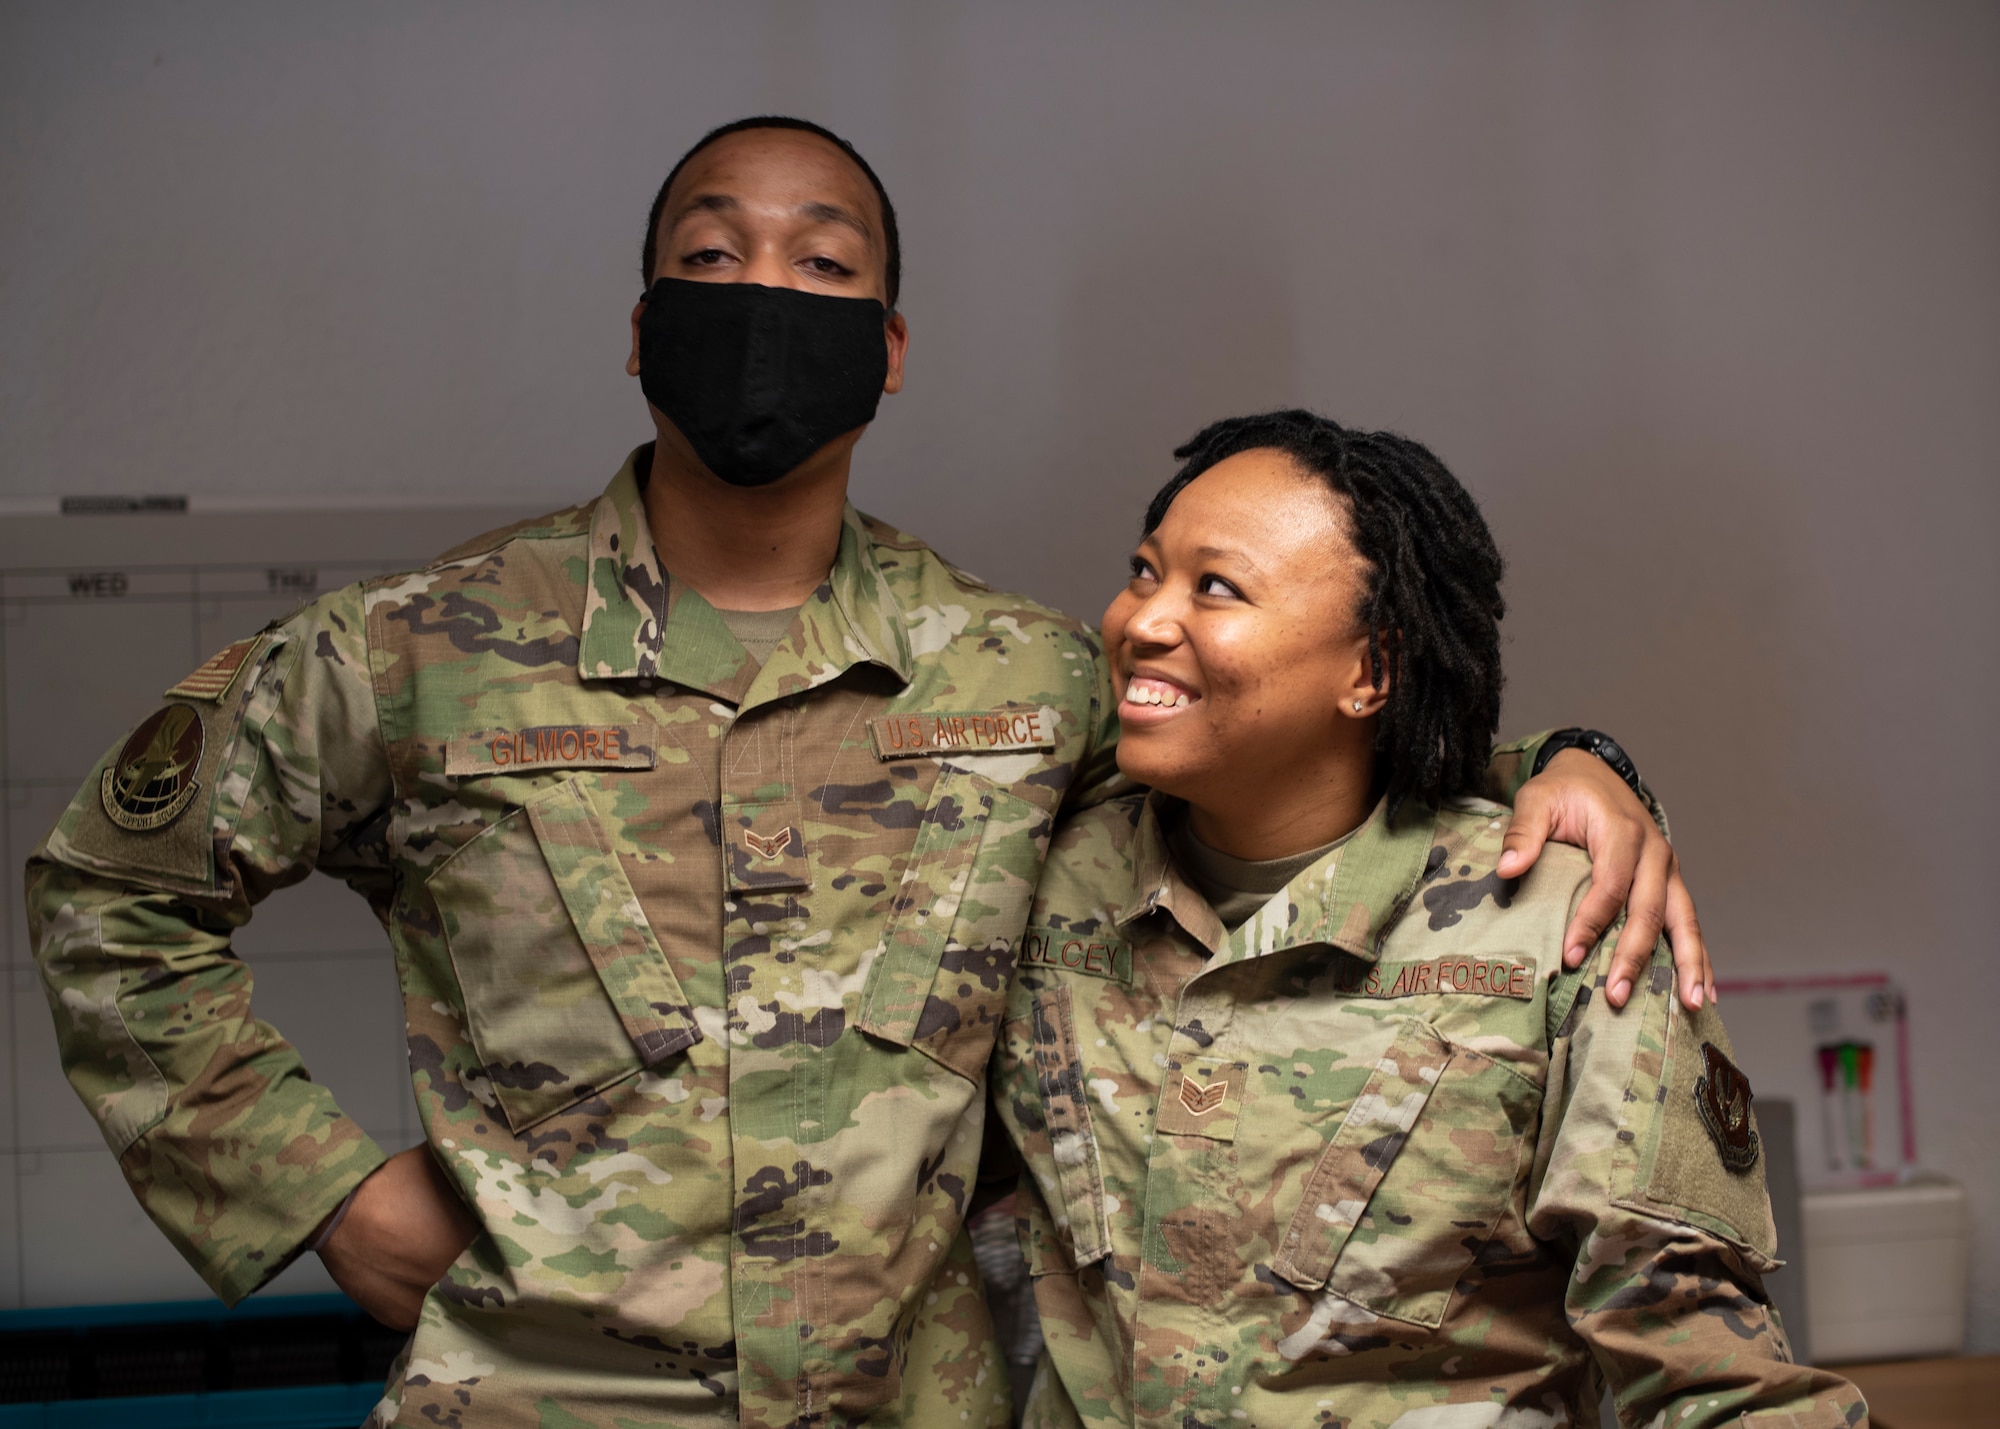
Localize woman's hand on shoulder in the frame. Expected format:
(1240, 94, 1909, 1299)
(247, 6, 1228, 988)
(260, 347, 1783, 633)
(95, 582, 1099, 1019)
(1495, 748, 1713, 1011)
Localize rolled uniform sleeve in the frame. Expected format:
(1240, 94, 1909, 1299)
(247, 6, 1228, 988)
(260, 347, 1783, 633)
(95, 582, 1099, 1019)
(1483, 728, 1674, 838)
(1526, 925, 1866, 1426)
(26, 587, 393, 1305)
(1480, 729, 1553, 807)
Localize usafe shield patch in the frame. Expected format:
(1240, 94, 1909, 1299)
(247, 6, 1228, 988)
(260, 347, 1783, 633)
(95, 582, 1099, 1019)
(868, 707, 1058, 760)
(101, 704, 205, 831)
(1334, 955, 1535, 1001)
(1019, 926, 1132, 983)
(165, 637, 260, 702)
(445, 725, 661, 775)
(1695, 1041, 1761, 1173)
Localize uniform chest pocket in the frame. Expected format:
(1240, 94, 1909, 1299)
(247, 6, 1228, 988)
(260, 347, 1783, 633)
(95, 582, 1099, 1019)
(1272, 1018, 1538, 1327)
(855, 767, 1052, 1080)
(426, 777, 702, 1134)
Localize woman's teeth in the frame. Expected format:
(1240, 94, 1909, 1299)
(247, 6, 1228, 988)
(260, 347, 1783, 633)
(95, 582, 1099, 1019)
(1124, 679, 1191, 708)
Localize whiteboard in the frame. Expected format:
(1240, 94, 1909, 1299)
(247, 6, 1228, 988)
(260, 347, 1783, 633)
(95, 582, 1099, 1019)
(0, 502, 538, 1310)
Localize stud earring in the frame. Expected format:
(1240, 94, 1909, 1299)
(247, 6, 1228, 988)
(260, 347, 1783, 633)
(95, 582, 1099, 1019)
(1352, 700, 1364, 713)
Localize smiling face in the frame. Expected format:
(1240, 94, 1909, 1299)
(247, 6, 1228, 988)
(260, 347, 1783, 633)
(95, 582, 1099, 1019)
(1103, 448, 1388, 858)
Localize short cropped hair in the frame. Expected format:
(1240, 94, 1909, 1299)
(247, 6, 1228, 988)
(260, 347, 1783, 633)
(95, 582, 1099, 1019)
(641, 116, 901, 310)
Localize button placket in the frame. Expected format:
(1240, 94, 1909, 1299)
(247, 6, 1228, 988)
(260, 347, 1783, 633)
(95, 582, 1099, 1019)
(721, 703, 812, 895)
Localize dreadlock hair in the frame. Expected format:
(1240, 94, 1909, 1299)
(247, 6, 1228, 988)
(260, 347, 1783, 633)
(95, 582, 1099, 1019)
(641, 116, 902, 311)
(1143, 409, 1506, 810)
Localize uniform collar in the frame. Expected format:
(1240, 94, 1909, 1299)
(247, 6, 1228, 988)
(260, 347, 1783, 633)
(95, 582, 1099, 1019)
(577, 446, 916, 699)
(1118, 789, 1439, 966)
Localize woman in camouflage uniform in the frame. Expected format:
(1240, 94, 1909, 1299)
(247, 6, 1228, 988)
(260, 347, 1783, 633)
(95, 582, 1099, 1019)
(993, 411, 1866, 1428)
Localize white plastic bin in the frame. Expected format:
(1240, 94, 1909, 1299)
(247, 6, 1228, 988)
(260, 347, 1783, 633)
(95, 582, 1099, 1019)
(1803, 1175, 1969, 1362)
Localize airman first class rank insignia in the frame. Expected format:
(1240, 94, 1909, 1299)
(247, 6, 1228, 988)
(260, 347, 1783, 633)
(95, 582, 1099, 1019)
(165, 638, 259, 702)
(869, 708, 1058, 760)
(1694, 1041, 1761, 1173)
(101, 705, 205, 832)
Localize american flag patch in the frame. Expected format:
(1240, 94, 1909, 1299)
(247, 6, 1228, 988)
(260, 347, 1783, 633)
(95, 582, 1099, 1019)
(165, 638, 260, 702)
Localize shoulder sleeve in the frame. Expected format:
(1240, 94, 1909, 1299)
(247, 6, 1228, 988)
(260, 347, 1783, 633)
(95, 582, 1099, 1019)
(1479, 729, 1673, 838)
(1526, 918, 1865, 1424)
(26, 585, 393, 1305)
(1476, 730, 1550, 809)
(1057, 634, 1134, 815)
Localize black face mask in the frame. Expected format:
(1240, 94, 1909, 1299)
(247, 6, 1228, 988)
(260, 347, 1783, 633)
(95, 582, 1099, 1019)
(636, 278, 890, 487)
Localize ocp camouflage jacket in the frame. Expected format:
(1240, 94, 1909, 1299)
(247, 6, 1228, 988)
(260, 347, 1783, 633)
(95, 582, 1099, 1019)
(28, 449, 1119, 1429)
(995, 789, 1867, 1429)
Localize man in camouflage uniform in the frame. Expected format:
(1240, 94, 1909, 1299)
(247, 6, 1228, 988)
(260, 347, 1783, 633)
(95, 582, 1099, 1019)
(26, 118, 1707, 1428)
(994, 758, 1865, 1428)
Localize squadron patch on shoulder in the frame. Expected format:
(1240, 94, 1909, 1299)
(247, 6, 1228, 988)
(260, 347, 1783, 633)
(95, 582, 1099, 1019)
(165, 637, 260, 702)
(100, 704, 205, 832)
(1694, 1041, 1761, 1173)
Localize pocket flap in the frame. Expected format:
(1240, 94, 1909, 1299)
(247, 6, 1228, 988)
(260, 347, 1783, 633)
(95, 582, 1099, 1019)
(855, 767, 987, 1048)
(1031, 988, 1111, 1267)
(1272, 1019, 1453, 1290)
(526, 780, 701, 1067)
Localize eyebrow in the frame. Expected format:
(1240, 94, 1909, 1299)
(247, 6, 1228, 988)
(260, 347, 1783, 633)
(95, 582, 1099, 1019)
(800, 200, 874, 243)
(1193, 544, 1261, 572)
(669, 192, 740, 227)
(668, 193, 874, 246)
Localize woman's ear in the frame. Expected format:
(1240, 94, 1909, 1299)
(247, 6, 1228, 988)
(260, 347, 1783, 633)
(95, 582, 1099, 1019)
(1339, 629, 1395, 718)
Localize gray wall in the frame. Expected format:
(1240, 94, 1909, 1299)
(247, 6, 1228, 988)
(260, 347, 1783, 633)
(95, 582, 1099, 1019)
(4, 1, 1996, 1349)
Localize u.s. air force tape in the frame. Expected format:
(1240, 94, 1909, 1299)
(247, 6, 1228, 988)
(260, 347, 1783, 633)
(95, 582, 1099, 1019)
(868, 708, 1058, 760)
(1334, 956, 1536, 1001)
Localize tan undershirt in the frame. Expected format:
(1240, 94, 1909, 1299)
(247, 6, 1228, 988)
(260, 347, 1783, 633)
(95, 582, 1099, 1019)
(1168, 813, 1356, 931)
(716, 605, 802, 666)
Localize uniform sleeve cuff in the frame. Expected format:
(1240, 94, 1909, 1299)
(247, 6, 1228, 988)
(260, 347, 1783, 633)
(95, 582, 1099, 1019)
(201, 1130, 390, 1307)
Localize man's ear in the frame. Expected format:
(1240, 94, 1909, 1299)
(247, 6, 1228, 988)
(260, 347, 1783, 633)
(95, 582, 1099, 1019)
(882, 311, 909, 396)
(625, 297, 646, 378)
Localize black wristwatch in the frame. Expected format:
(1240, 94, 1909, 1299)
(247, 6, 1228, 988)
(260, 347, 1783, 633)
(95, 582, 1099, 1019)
(1531, 728, 1647, 800)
